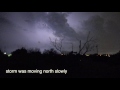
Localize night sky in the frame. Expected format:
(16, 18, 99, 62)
(0, 12, 120, 54)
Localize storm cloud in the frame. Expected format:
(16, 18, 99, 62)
(0, 12, 120, 54)
(80, 12, 120, 54)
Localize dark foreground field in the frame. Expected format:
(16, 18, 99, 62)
(0, 49, 120, 78)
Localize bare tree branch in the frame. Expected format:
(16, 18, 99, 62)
(49, 36, 65, 54)
(76, 31, 96, 55)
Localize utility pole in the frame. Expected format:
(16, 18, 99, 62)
(96, 45, 98, 54)
(79, 40, 81, 54)
(70, 43, 73, 53)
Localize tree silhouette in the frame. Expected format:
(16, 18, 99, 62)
(49, 36, 65, 54)
(0, 49, 3, 56)
(28, 48, 41, 56)
(43, 48, 58, 55)
(76, 31, 96, 55)
(11, 47, 27, 56)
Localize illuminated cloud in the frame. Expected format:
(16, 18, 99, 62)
(0, 12, 120, 54)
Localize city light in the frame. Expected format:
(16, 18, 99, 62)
(8, 54, 12, 57)
(4, 52, 6, 55)
(86, 54, 90, 56)
(108, 54, 110, 57)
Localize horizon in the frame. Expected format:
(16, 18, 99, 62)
(1, 47, 119, 55)
(0, 12, 120, 54)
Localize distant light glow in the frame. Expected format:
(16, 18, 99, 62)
(4, 52, 6, 54)
(8, 54, 12, 57)
(86, 54, 90, 56)
(108, 54, 110, 57)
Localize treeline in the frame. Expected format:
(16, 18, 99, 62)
(0, 47, 120, 78)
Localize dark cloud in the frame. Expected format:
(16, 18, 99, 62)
(0, 12, 120, 54)
(80, 12, 120, 54)
(0, 12, 77, 53)
(0, 13, 32, 53)
(38, 12, 78, 39)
